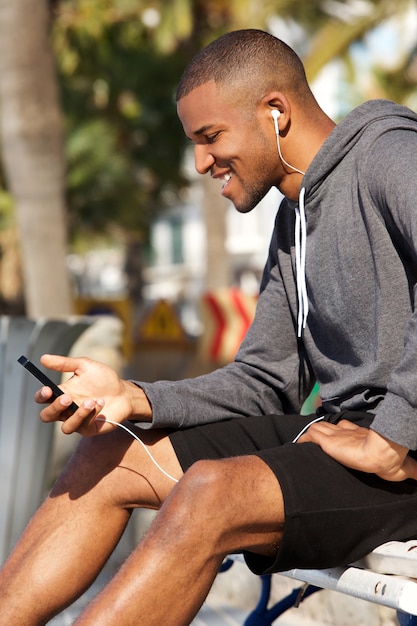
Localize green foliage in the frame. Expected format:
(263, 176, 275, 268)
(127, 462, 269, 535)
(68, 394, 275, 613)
(0, 188, 14, 230)
(0, 163, 14, 230)
(53, 1, 190, 238)
(51, 0, 272, 240)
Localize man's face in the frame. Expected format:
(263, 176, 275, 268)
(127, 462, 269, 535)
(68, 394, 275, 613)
(177, 81, 280, 213)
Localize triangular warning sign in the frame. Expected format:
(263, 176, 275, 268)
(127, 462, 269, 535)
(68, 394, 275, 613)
(138, 300, 185, 343)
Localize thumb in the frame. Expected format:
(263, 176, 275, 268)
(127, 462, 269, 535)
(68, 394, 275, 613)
(40, 354, 84, 374)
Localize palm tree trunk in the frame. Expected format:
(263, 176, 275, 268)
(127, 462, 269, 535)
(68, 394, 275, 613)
(0, 0, 72, 317)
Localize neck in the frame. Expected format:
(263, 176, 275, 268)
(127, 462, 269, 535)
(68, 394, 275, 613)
(279, 111, 335, 200)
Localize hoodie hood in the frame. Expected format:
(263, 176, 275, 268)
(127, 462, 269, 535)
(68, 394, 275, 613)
(291, 99, 417, 336)
(304, 99, 417, 198)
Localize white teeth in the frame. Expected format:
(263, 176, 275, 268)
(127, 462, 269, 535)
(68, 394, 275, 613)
(221, 173, 232, 191)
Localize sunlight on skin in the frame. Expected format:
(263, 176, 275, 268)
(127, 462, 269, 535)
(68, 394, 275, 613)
(298, 419, 417, 482)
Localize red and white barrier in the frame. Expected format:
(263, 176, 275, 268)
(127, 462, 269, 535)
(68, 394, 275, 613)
(199, 288, 257, 364)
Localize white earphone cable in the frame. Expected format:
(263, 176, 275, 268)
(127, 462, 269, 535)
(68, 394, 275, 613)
(96, 417, 179, 483)
(291, 415, 325, 443)
(272, 110, 305, 176)
(97, 413, 321, 480)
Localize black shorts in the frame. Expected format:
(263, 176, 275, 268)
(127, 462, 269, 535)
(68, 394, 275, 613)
(169, 411, 417, 575)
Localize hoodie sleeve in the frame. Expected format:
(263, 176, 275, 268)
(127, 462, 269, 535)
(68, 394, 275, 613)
(134, 209, 314, 430)
(365, 127, 417, 449)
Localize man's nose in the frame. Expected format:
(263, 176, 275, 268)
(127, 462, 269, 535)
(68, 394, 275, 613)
(194, 145, 215, 175)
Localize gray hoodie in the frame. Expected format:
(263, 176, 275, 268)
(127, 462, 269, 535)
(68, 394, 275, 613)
(137, 99, 417, 450)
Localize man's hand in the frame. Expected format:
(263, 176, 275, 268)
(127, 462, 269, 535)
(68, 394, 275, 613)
(298, 419, 417, 482)
(34, 354, 152, 437)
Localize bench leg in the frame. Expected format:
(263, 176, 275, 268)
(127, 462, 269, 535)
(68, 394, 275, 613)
(243, 574, 321, 626)
(397, 613, 417, 626)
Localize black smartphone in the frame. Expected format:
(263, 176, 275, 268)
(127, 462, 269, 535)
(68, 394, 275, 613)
(18, 355, 79, 413)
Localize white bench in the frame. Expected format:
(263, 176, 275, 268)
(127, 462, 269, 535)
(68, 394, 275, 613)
(225, 539, 417, 625)
(0, 315, 92, 564)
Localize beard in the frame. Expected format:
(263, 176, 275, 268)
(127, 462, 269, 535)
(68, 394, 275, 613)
(233, 177, 271, 214)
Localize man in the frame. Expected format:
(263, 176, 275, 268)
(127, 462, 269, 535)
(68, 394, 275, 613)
(2, 28, 417, 625)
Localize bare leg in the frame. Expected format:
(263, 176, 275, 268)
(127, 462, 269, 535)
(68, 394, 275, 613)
(0, 426, 182, 625)
(75, 455, 284, 626)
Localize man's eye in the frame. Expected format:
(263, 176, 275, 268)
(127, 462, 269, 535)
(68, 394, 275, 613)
(206, 133, 219, 144)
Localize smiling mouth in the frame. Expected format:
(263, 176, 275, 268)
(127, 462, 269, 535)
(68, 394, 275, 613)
(222, 173, 232, 190)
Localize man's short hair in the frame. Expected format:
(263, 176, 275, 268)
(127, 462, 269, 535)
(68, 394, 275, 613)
(176, 29, 309, 103)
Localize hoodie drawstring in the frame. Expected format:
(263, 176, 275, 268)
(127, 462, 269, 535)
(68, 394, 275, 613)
(294, 186, 308, 336)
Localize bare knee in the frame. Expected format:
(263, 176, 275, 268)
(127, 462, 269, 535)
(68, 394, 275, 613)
(156, 456, 283, 557)
(157, 460, 241, 542)
(181, 459, 230, 504)
(140, 460, 226, 555)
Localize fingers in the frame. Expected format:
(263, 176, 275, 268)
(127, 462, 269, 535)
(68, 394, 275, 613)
(34, 385, 54, 405)
(40, 353, 85, 374)
(298, 419, 361, 444)
(402, 456, 417, 482)
(39, 392, 77, 422)
(336, 419, 359, 430)
(39, 391, 106, 436)
(298, 420, 348, 444)
(60, 398, 105, 435)
(298, 421, 416, 483)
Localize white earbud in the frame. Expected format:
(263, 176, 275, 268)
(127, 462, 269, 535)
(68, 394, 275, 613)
(271, 109, 305, 177)
(271, 110, 280, 135)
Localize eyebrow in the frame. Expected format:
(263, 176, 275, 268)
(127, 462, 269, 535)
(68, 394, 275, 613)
(192, 124, 215, 136)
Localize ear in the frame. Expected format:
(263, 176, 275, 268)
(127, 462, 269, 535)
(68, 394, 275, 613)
(259, 91, 291, 130)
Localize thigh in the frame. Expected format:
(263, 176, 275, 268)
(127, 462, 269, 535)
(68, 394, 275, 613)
(170, 454, 285, 559)
(169, 413, 417, 574)
(169, 413, 320, 470)
(54, 425, 183, 508)
(247, 440, 417, 574)
(169, 411, 375, 470)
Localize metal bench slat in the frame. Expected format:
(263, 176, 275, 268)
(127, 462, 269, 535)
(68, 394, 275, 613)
(280, 564, 417, 615)
(360, 540, 417, 578)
